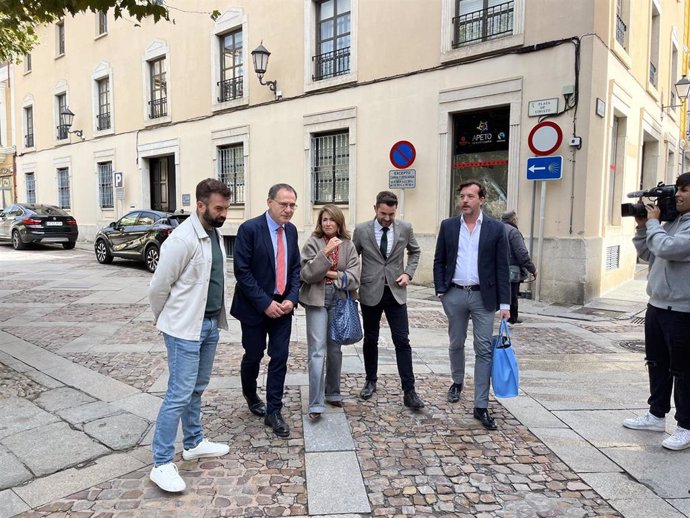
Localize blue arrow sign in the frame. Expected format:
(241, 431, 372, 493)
(526, 155, 563, 181)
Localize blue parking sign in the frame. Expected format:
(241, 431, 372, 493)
(526, 156, 563, 181)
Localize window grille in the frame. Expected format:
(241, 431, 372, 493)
(312, 132, 349, 203)
(314, 0, 351, 80)
(453, 0, 514, 47)
(218, 145, 245, 204)
(218, 30, 243, 101)
(24, 106, 34, 147)
(98, 11, 108, 34)
(57, 168, 70, 209)
(57, 21, 65, 55)
(97, 78, 111, 130)
(98, 162, 114, 209)
(605, 245, 620, 270)
(56, 94, 68, 140)
(149, 58, 167, 118)
(26, 173, 36, 203)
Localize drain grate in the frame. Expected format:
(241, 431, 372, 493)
(631, 317, 645, 325)
(618, 340, 645, 353)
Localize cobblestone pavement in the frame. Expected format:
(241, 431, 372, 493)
(1, 245, 685, 518)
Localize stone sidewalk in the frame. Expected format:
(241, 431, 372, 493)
(0, 244, 687, 517)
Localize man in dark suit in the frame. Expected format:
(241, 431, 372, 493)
(433, 180, 510, 430)
(352, 191, 424, 409)
(231, 183, 300, 438)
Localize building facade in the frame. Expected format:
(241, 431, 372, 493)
(0, 63, 16, 207)
(9, 0, 688, 304)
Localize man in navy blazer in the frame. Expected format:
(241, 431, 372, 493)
(433, 180, 510, 430)
(231, 184, 301, 438)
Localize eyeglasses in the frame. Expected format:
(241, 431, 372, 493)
(271, 200, 298, 210)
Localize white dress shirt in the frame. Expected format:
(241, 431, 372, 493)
(374, 219, 394, 257)
(452, 212, 482, 285)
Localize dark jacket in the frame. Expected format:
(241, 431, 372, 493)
(503, 221, 536, 281)
(433, 213, 510, 312)
(230, 213, 301, 325)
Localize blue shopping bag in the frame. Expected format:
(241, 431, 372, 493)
(491, 318, 519, 398)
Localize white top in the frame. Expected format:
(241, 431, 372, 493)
(452, 212, 483, 286)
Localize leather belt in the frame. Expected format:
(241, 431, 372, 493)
(452, 283, 480, 291)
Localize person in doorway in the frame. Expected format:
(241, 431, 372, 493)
(230, 184, 301, 438)
(300, 205, 360, 420)
(623, 172, 690, 451)
(433, 180, 511, 430)
(148, 178, 231, 492)
(352, 191, 425, 409)
(501, 210, 536, 324)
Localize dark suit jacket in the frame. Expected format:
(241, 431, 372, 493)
(230, 213, 301, 326)
(433, 213, 510, 312)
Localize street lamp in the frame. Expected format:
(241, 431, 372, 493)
(662, 75, 690, 111)
(251, 42, 281, 100)
(59, 107, 84, 139)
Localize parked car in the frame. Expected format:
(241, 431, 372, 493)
(94, 210, 189, 272)
(0, 203, 79, 250)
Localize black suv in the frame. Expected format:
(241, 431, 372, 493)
(0, 203, 79, 249)
(94, 210, 188, 272)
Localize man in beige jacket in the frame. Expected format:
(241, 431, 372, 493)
(352, 191, 424, 409)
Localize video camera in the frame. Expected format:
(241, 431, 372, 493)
(621, 182, 678, 222)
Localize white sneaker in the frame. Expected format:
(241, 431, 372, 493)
(662, 426, 690, 451)
(182, 439, 230, 461)
(623, 412, 665, 432)
(150, 463, 186, 492)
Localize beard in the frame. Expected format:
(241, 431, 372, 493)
(202, 208, 225, 228)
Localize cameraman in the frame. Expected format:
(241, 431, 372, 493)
(623, 172, 690, 451)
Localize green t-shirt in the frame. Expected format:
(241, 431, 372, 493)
(204, 229, 224, 318)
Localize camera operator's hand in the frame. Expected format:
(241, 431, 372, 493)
(634, 214, 647, 228)
(645, 203, 661, 221)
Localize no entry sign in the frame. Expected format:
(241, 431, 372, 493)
(390, 141, 416, 169)
(527, 121, 563, 156)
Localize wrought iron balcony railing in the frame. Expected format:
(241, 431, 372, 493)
(218, 76, 243, 102)
(25, 133, 34, 147)
(615, 14, 627, 46)
(452, 1, 514, 47)
(97, 112, 111, 131)
(312, 47, 350, 81)
(148, 97, 167, 119)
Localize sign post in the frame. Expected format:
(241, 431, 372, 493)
(389, 141, 417, 219)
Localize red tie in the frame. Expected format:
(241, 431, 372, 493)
(276, 226, 286, 294)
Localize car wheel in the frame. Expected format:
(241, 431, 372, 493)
(12, 230, 26, 250)
(63, 241, 76, 250)
(145, 244, 160, 273)
(95, 240, 113, 264)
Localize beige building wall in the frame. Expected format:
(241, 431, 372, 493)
(10, 0, 687, 304)
(0, 63, 16, 207)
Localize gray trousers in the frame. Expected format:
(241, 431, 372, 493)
(441, 286, 495, 408)
(304, 284, 342, 413)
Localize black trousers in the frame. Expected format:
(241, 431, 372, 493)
(508, 281, 520, 323)
(360, 286, 415, 392)
(645, 304, 690, 429)
(240, 311, 292, 416)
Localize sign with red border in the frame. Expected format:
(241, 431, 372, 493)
(527, 121, 563, 156)
(390, 141, 416, 169)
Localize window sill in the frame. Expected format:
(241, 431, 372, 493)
(305, 72, 357, 93)
(442, 33, 524, 63)
(144, 114, 171, 126)
(94, 127, 115, 137)
(211, 96, 248, 113)
(647, 82, 660, 102)
(55, 53, 65, 60)
(612, 40, 631, 69)
(94, 32, 108, 41)
(23, 69, 31, 76)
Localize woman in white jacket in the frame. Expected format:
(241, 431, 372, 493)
(299, 205, 360, 420)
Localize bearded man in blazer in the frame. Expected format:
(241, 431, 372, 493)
(231, 183, 301, 438)
(352, 191, 425, 409)
(433, 180, 511, 430)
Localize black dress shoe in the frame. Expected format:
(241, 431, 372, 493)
(403, 390, 425, 409)
(326, 400, 343, 408)
(359, 381, 376, 400)
(243, 393, 266, 417)
(447, 383, 462, 403)
(473, 407, 498, 430)
(264, 412, 290, 437)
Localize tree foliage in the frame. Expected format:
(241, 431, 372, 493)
(0, 1, 170, 63)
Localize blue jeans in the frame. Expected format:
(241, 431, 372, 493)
(152, 318, 219, 466)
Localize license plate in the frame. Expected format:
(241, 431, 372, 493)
(45, 221, 63, 226)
